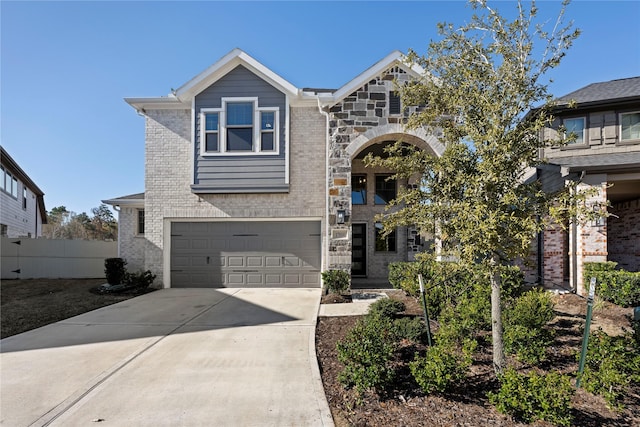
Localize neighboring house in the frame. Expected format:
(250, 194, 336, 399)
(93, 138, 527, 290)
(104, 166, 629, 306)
(535, 77, 640, 295)
(0, 146, 47, 238)
(104, 49, 444, 288)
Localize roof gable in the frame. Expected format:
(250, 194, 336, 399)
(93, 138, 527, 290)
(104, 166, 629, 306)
(175, 48, 299, 101)
(321, 51, 426, 107)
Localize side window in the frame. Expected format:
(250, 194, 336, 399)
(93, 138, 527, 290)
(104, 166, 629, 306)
(23, 187, 27, 210)
(375, 223, 397, 252)
(204, 113, 219, 152)
(352, 175, 367, 205)
(137, 209, 145, 235)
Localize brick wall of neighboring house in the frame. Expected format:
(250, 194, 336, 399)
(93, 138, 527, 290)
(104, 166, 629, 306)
(543, 221, 567, 288)
(144, 107, 326, 285)
(117, 206, 145, 272)
(608, 198, 640, 272)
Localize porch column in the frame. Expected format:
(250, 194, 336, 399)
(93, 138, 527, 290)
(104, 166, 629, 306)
(571, 178, 608, 295)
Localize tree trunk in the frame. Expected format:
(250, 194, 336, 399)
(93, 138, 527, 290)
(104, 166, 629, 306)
(490, 255, 506, 374)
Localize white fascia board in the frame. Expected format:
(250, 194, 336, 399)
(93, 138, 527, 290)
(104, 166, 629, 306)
(322, 51, 426, 108)
(101, 198, 144, 208)
(124, 96, 188, 111)
(175, 48, 300, 101)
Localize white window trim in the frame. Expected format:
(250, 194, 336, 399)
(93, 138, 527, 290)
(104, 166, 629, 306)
(619, 111, 640, 143)
(199, 97, 280, 156)
(561, 116, 587, 147)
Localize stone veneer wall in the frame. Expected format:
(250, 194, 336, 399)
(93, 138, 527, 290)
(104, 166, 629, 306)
(608, 198, 640, 272)
(142, 107, 326, 286)
(325, 67, 422, 271)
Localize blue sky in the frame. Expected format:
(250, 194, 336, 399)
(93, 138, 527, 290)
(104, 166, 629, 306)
(2, 1, 639, 216)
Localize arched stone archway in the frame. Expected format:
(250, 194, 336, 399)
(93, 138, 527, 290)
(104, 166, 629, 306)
(346, 124, 444, 159)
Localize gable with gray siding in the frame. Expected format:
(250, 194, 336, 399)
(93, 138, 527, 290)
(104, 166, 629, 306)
(192, 65, 288, 193)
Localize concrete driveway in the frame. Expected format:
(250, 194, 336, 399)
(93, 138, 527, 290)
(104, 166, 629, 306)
(0, 288, 333, 427)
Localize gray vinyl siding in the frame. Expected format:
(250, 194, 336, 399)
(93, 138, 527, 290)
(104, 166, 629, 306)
(193, 65, 288, 193)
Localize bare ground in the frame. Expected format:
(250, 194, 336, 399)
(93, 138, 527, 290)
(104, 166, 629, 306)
(1, 279, 155, 338)
(316, 290, 640, 427)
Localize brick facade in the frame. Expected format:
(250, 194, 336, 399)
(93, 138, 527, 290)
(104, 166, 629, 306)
(141, 107, 326, 286)
(608, 198, 640, 272)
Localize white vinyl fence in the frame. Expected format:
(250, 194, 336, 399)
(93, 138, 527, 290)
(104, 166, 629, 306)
(1, 237, 117, 279)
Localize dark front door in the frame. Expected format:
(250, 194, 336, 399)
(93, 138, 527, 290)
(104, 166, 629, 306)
(352, 223, 366, 276)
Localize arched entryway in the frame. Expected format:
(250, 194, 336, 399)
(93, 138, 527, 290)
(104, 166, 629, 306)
(346, 129, 441, 286)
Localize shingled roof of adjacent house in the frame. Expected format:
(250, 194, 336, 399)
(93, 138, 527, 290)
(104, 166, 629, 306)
(555, 76, 640, 108)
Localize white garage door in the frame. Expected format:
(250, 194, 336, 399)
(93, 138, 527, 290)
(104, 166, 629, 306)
(170, 221, 321, 288)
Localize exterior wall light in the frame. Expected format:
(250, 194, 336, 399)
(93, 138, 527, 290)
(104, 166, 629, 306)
(336, 209, 346, 224)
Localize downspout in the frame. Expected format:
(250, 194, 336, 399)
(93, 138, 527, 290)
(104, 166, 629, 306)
(317, 97, 331, 285)
(113, 205, 121, 257)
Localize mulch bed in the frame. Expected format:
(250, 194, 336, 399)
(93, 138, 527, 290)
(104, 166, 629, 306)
(316, 291, 640, 426)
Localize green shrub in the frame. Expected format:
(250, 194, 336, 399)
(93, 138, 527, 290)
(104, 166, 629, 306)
(367, 298, 405, 319)
(503, 288, 555, 364)
(489, 368, 574, 426)
(436, 281, 491, 346)
(125, 270, 156, 289)
(393, 316, 427, 343)
(104, 258, 127, 285)
(410, 340, 475, 394)
(584, 262, 640, 307)
(388, 256, 523, 319)
(321, 270, 350, 294)
(336, 314, 397, 394)
(579, 329, 640, 410)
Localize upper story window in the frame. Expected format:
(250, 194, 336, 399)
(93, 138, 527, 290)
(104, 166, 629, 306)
(200, 97, 279, 156)
(352, 174, 367, 205)
(22, 187, 27, 210)
(375, 174, 396, 205)
(620, 111, 640, 142)
(562, 117, 585, 145)
(1, 166, 18, 199)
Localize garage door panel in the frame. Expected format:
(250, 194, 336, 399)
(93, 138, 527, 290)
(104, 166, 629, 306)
(265, 256, 282, 267)
(171, 221, 321, 288)
(246, 256, 263, 267)
(246, 274, 263, 285)
(227, 256, 245, 267)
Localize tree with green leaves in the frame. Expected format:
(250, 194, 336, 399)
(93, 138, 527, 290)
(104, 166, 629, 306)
(366, 0, 593, 373)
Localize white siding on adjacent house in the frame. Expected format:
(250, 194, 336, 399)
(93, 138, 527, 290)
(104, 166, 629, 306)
(0, 179, 41, 238)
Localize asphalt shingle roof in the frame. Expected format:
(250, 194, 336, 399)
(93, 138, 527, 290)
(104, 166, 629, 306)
(557, 76, 640, 105)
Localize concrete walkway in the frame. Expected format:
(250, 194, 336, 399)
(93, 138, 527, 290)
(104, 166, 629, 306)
(0, 288, 333, 427)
